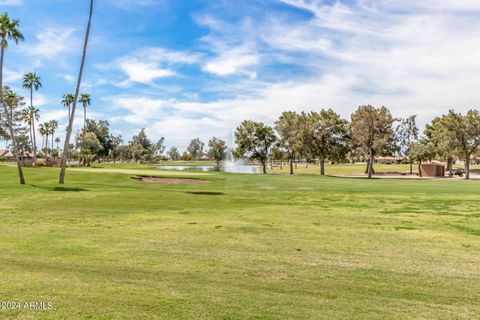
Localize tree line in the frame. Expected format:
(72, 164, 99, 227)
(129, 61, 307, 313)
(233, 106, 480, 180)
(67, 105, 480, 182)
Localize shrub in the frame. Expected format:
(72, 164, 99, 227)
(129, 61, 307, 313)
(35, 159, 46, 167)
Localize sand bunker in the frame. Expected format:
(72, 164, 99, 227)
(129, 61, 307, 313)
(132, 176, 208, 184)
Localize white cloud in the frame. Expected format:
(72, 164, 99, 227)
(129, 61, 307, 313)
(195, 15, 260, 78)
(25, 28, 77, 59)
(203, 47, 258, 78)
(108, 96, 172, 125)
(360, 0, 480, 12)
(109, 47, 200, 86)
(141, 47, 200, 64)
(32, 93, 49, 107)
(117, 59, 175, 86)
(111, 0, 164, 9)
(63, 74, 76, 84)
(0, 0, 22, 5)
(3, 69, 23, 84)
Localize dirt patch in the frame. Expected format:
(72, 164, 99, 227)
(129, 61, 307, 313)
(132, 176, 208, 184)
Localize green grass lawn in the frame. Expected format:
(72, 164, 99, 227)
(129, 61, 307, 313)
(90, 161, 217, 170)
(0, 166, 479, 319)
(269, 163, 413, 175)
(87, 161, 417, 175)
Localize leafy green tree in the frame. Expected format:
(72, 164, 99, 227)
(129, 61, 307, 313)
(408, 139, 436, 177)
(275, 111, 299, 174)
(0, 13, 25, 184)
(350, 105, 395, 179)
(425, 115, 456, 176)
(187, 137, 204, 161)
(303, 109, 348, 176)
(181, 151, 192, 161)
(269, 145, 286, 170)
(167, 147, 180, 160)
(235, 120, 277, 174)
(153, 137, 166, 158)
(78, 131, 102, 166)
(207, 137, 227, 165)
(22, 72, 41, 160)
(2, 88, 27, 156)
(433, 110, 480, 179)
(396, 115, 419, 174)
(129, 128, 153, 162)
(79, 93, 91, 129)
(116, 145, 130, 162)
(83, 120, 114, 158)
(16, 133, 30, 156)
(60, 0, 94, 184)
(109, 135, 122, 163)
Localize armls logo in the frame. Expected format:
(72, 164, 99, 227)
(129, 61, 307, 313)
(23, 302, 53, 310)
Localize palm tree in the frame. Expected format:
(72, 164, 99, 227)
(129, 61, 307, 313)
(61, 93, 75, 120)
(0, 13, 25, 184)
(60, 0, 94, 184)
(79, 93, 91, 129)
(21, 106, 40, 158)
(48, 120, 58, 151)
(38, 123, 47, 153)
(22, 72, 42, 161)
(21, 108, 33, 151)
(40, 122, 51, 153)
(55, 137, 60, 151)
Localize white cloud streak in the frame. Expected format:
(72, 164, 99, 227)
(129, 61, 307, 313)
(25, 28, 77, 59)
(0, 0, 22, 5)
(109, 47, 200, 86)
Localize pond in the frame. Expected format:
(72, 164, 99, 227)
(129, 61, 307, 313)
(157, 165, 260, 174)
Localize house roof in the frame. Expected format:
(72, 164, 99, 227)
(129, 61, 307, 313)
(0, 149, 14, 157)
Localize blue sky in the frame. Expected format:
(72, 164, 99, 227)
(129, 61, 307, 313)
(2, 0, 480, 149)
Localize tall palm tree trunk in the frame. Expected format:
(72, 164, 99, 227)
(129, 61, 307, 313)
(30, 87, 37, 161)
(84, 105, 86, 130)
(32, 116, 37, 160)
(28, 122, 33, 156)
(59, 0, 94, 184)
(0, 41, 25, 184)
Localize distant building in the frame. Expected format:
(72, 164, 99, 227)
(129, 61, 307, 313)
(0, 149, 14, 159)
(374, 156, 404, 165)
(0, 150, 34, 160)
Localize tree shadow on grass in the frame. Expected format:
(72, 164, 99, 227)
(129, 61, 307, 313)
(52, 187, 88, 192)
(30, 185, 88, 192)
(186, 191, 224, 196)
